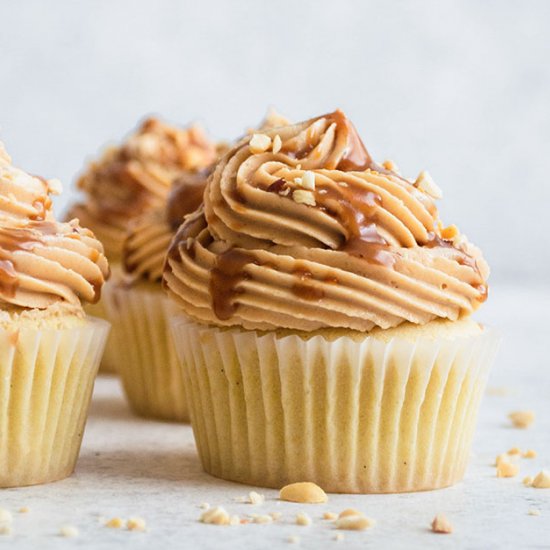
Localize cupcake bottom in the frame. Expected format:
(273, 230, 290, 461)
(0, 312, 109, 487)
(104, 283, 188, 422)
(172, 318, 499, 493)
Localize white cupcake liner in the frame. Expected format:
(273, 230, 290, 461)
(171, 318, 500, 493)
(0, 316, 109, 487)
(103, 285, 189, 422)
(84, 291, 118, 374)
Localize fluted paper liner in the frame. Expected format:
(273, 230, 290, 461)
(103, 285, 188, 422)
(0, 317, 109, 487)
(172, 319, 499, 493)
(84, 291, 118, 374)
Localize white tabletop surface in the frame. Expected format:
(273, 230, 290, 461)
(1, 283, 549, 549)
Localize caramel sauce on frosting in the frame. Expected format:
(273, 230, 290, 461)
(66, 118, 218, 261)
(164, 111, 489, 332)
(0, 146, 109, 310)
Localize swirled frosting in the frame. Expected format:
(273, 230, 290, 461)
(164, 110, 489, 332)
(0, 145, 109, 310)
(67, 117, 218, 261)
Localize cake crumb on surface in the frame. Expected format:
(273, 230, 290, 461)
(509, 410, 535, 429)
(280, 482, 328, 504)
(431, 514, 453, 534)
(60, 525, 79, 538)
(532, 470, 550, 488)
(106, 517, 125, 529)
(295, 513, 312, 526)
(127, 517, 146, 532)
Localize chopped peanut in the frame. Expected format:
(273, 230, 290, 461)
(249, 134, 271, 154)
(431, 514, 453, 534)
(532, 470, 550, 488)
(280, 482, 328, 504)
(335, 515, 374, 531)
(127, 517, 147, 532)
(524, 449, 537, 459)
(295, 513, 312, 526)
(497, 461, 519, 478)
(509, 411, 535, 429)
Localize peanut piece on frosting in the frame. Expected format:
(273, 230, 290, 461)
(415, 170, 442, 199)
(249, 133, 272, 154)
(509, 410, 535, 429)
(279, 482, 328, 504)
(382, 159, 399, 172)
(301, 171, 316, 190)
(272, 135, 282, 154)
(292, 189, 316, 206)
(431, 514, 453, 534)
(532, 470, 550, 488)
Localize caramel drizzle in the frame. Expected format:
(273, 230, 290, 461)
(209, 249, 256, 320)
(0, 259, 18, 298)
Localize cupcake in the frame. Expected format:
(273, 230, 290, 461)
(67, 117, 218, 373)
(164, 110, 499, 493)
(103, 169, 211, 422)
(0, 144, 110, 487)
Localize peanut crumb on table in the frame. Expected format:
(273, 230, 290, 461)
(0, 524, 12, 536)
(280, 482, 328, 504)
(248, 491, 265, 505)
(524, 449, 537, 459)
(335, 533, 345, 541)
(335, 515, 374, 531)
(18, 507, 30, 514)
(288, 535, 300, 544)
(431, 514, 453, 534)
(295, 513, 312, 526)
(200, 507, 235, 526)
(509, 410, 535, 429)
(127, 517, 147, 532)
(497, 461, 519, 478)
(106, 518, 125, 529)
(532, 470, 550, 488)
(0, 510, 12, 523)
(528, 509, 541, 516)
(323, 512, 338, 520)
(59, 526, 79, 538)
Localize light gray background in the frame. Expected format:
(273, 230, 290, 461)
(1, 0, 548, 283)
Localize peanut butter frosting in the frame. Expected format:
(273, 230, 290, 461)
(0, 145, 109, 310)
(164, 111, 489, 332)
(67, 117, 218, 261)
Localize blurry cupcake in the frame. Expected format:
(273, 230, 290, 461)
(67, 118, 218, 372)
(104, 169, 211, 422)
(164, 110, 499, 493)
(0, 144, 109, 487)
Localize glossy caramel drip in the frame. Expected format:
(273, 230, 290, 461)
(210, 249, 256, 320)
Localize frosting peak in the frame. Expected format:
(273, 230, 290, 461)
(67, 117, 218, 260)
(0, 144, 109, 310)
(164, 111, 489, 333)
